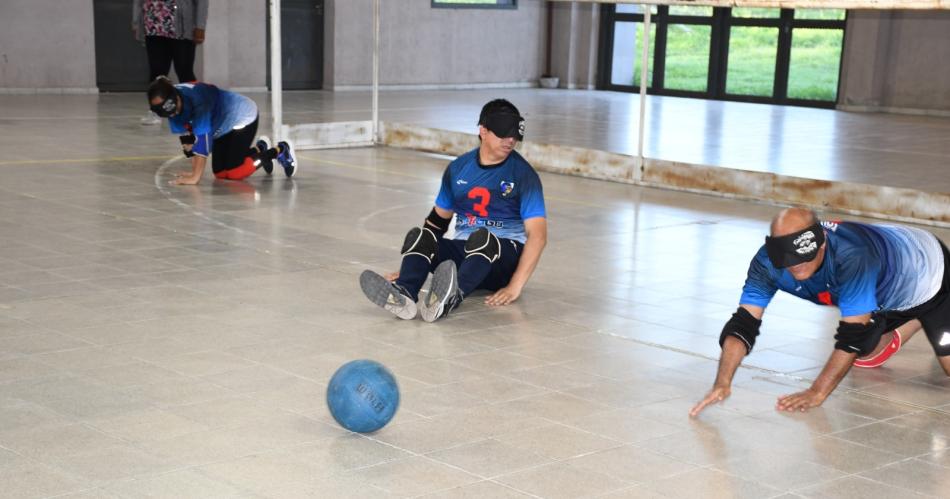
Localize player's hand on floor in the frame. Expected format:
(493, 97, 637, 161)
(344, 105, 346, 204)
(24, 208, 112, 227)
(689, 385, 731, 417)
(776, 389, 826, 412)
(485, 285, 521, 307)
(170, 175, 200, 186)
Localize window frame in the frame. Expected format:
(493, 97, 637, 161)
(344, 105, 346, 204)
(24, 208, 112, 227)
(598, 6, 847, 109)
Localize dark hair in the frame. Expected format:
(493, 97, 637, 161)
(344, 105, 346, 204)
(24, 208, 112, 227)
(478, 98, 521, 125)
(147, 76, 176, 102)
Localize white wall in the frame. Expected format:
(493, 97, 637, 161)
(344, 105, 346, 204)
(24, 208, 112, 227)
(839, 10, 950, 114)
(0, 0, 97, 92)
(324, 0, 547, 89)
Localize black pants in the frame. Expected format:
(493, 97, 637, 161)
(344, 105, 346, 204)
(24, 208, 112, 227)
(395, 234, 523, 302)
(879, 241, 950, 356)
(211, 117, 259, 179)
(145, 36, 196, 82)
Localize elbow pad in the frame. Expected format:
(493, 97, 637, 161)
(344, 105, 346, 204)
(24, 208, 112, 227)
(180, 134, 196, 158)
(425, 207, 452, 237)
(834, 318, 887, 356)
(719, 307, 762, 355)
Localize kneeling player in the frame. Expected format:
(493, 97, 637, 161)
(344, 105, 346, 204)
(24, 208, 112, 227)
(147, 77, 297, 185)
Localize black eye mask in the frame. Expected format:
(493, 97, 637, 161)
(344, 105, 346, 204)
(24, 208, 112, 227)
(765, 222, 825, 269)
(150, 92, 179, 118)
(481, 112, 525, 141)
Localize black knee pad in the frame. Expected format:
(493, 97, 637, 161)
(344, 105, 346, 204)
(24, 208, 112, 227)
(464, 228, 501, 263)
(401, 227, 438, 263)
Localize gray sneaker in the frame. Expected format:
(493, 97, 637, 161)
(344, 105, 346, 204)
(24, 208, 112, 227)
(419, 260, 464, 323)
(360, 270, 417, 320)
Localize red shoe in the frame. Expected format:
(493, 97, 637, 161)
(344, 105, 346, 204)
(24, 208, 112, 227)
(853, 330, 902, 368)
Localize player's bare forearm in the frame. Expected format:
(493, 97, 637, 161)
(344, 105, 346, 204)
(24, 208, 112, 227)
(173, 155, 207, 185)
(777, 348, 854, 411)
(485, 218, 546, 306)
(508, 218, 547, 290)
(714, 335, 747, 387)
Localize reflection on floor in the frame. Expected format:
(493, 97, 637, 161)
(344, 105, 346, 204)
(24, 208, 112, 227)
(1, 93, 950, 498)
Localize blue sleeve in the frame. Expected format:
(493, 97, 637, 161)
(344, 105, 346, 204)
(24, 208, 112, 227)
(169, 117, 187, 135)
(192, 133, 211, 157)
(434, 166, 454, 211)
(519, 168, 546, 220)
(739, 247, 778, 307)
(836, 249, 880, 317)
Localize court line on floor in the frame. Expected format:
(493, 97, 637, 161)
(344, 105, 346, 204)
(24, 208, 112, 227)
(153, 156, 249, 235)
(0, 155, 173, 166)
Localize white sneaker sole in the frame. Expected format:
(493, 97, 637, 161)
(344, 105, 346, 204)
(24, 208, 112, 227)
(421, 260, 458, 323)
(359, 270, 416, 320)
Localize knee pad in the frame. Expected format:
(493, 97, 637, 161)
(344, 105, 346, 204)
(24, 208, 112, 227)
(464, 228, 501, 264)
(835, 317, 888, 356)
(401, 227, 438, 263)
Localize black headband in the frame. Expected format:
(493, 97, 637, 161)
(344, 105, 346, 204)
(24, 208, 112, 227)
(765, 222, 825, 269)
(481, 112, 525, 141)
(150, 88, 180, 118)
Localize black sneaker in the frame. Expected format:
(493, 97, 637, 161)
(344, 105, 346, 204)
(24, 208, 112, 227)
(420, 260, 463, 323)
(277, 140, 297, 178)
(359, 270, 417, 320)
(256, 137, 273, 175)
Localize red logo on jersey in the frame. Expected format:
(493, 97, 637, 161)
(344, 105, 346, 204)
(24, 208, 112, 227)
(817, 291, 833, 305)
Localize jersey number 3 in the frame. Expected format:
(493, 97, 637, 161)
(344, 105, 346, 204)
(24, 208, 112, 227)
(467, 187, 490, 217)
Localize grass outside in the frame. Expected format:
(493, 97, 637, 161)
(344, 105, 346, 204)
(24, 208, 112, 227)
(625, 23, 842, 101)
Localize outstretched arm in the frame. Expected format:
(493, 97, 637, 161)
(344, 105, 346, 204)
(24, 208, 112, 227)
(775, 312, 869, 411)
(486, 217, 547, 306)
(690, 304, 763, 417)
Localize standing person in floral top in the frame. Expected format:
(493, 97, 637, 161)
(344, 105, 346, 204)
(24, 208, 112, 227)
(133, 0, 209, 125)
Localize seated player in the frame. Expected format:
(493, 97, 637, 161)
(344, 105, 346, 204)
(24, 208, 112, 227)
(360, 99, 548, 322)
(691, 207, 950, 416)
(146, 76, 296, 185)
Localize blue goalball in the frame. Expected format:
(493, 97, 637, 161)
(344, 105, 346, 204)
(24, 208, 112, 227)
(326, 359, 400, 433)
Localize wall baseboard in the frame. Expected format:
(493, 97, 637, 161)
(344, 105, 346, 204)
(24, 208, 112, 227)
(837, 104, 950, 118)
(329, 81, 539, 92)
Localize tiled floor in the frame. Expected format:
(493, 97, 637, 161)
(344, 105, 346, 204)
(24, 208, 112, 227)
(1, 92, 950, 498)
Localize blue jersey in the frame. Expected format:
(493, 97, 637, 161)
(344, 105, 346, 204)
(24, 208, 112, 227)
(168, 83, 257, 156)
(434, 148, 546, 244)
(740, 221, 945, 317)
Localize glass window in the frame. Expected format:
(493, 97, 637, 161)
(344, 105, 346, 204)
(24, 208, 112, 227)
(731, 8, 780, 18)
(610, 22, 656, 87)
(664, 24, 711, 92)
(726, 26, 779, 96)
(787, 28, 844, 100)
(616, 5, 657, 15)
(794, 9, 846, 20)
(669, 6, 713, 17)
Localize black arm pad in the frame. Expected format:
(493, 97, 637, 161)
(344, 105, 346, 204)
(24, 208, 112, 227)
(424, 207, 452, 237)
(719, 307, 762, 355)
(834, 318, 887, 356)
(180, 134, 196, 157)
